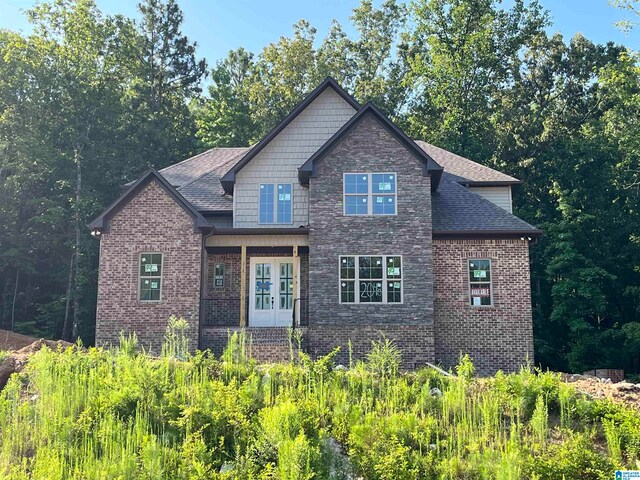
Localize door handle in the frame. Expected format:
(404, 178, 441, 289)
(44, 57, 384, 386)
(271, 297, 274, 309)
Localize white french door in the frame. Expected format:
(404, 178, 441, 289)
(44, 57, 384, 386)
(249, 257, 299, 327)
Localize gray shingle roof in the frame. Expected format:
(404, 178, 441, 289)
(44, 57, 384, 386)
(160, 147, 250, 187)
(177, 170, 234, 212)
(156, 147, 249, 212)
(151, 143, 537, 234)
(432, 173, 538, 233)
(415, 141, 519, 185)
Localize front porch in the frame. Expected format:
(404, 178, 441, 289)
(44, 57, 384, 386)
(199, 230, 309, 359)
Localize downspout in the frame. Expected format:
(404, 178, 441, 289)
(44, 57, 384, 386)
(199, 226, 215, 350)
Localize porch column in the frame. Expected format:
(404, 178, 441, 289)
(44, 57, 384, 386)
(240, 244, 247, 327)
(292, 245, 299, 326)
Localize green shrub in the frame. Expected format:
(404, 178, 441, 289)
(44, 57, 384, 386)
(524, 431, 611, 480)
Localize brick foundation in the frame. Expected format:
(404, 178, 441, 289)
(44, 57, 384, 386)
(433, 238, 534, 374)
(306, 324, 435, 369)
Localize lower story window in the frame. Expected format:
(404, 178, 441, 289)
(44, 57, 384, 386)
(340, 255, 402, 304)
(469, 259, 492, 306)
(139, 253, 162, 301)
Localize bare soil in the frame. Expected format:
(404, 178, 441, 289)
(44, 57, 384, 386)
(562, 373, 640, 409)
(0, 329, 39, 351)
(0, 336, 74, 391)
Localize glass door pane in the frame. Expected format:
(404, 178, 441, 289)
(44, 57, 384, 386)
(279, 262, 293, 310)
(255, 263, 271, 310)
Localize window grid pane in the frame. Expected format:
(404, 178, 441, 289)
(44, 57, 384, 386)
(372, 195, 396, 215)
(360, 280, 383, 303)
(345, 195, 368, 215)
(371, 173, 396, 193)
(259, 184, 275, 223)
(345, 174, 369, 194)
(276, 184, 292, 224)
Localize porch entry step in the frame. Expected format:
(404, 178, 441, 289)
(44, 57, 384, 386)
(243, 326, 293, 345)
(200, 326, 306, 363)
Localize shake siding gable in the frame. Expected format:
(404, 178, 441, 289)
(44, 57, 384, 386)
(468, 186, 513, 213)
(234, 87, 356, 227)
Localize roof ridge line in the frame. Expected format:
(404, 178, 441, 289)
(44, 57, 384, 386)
(160, 146, 248, 174)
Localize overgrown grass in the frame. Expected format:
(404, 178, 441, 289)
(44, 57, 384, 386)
(0, 333, 638, 479)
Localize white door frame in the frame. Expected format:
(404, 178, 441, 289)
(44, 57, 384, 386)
(249, 256, 300, 327)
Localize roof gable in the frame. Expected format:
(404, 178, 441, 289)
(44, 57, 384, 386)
(88, 169, 210, 233)
(220, 77, 360, 194)
(298, 102, 444, 191)
(431, 172, 540, 237)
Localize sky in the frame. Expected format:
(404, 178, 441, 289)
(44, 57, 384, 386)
(1, 0, 638, 66)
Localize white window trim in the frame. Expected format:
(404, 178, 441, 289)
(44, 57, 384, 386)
(468, 258, 493, 307)
(138, 252, 163, 303)
(258, 183, 293, 225)
(339, 255, 403, 304)
(343, 172, 397, 216)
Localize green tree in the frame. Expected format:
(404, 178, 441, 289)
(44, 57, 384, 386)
(403, 0, 548, 159)
(131, 0, 207, 168)
(194, 48, 258, 147)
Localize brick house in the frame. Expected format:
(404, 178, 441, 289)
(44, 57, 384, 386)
(89, 78, 540, 374)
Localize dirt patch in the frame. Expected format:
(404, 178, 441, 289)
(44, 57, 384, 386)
(563, 374, 640, 409)
(0, 329, 39, 351)
(0, 338, 75, 391)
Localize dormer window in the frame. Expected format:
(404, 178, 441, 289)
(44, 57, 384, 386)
(259, 183, 292, 224)
(344, 173, 396, 216)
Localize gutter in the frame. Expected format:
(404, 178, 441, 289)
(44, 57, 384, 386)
(432, 229, 543, 240)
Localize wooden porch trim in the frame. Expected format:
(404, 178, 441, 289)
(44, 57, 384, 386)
(292, 245, 299, 327)
(240, 244, 247, 327)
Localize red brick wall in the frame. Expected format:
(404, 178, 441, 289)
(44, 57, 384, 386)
(433, 238, 534, 374)
(95, 180, 202, 352)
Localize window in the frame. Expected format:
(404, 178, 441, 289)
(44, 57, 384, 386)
(214, 263, 225, 287)
(469, 259, 492, 306)
(344, 173, 396, 216)
(139, 253, 162, 301)
(340, 255, 402, 303)
(259, 183, 292, 224)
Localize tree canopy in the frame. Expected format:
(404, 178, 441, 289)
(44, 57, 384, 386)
(1, 0, 639, 374)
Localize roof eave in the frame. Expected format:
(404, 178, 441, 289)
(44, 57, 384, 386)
(432, 229, 543, 240)
(461, 180, 522, 187)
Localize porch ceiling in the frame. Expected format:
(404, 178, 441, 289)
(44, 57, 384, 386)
(206, 232, 309, 247)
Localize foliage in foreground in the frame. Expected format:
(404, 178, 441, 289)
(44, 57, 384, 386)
(0, 335, 639, 479)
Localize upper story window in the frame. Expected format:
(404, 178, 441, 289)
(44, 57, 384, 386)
(259, 183, 292, 224)
(344, 173, 396, 216)
(139, 253, 162, 302)
(469, 259, 492, 306)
